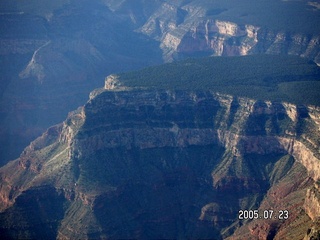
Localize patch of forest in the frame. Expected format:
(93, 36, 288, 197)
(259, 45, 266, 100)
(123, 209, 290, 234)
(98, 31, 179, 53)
(119, 54, 320, 106)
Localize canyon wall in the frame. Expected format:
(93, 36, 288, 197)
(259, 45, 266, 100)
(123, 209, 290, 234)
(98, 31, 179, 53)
(137, 1, 320, 63)
(0, 84, 319, 238)
(154, 19, 320, 62)
(1, 1, 319, 237)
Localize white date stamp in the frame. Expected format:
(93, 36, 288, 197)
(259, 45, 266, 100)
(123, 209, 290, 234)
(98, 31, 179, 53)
(238, 210, 289, 220)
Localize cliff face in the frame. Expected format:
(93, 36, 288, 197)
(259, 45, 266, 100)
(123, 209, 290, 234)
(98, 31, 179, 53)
(159, 19, 261, 59)
(137, 1, 320, 63)
(0, 83, 319, 239)
(304, 184, 320, 222)
(159, 19, 320, 63)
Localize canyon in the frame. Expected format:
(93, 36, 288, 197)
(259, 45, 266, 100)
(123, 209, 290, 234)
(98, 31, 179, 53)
(0, 0, 320, 238)
(1, 0, 320, 166)
(0, 64, 319, 238)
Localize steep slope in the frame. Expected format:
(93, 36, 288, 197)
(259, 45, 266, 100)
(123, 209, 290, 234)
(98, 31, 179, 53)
(1, 0, 320, 167)
(0, 55, 319, 239)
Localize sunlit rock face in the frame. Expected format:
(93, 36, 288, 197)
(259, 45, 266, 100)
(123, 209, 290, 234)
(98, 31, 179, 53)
(0, 84, 319, 239)
(1, 0, 320, 167)
(160, 19, 260, 59)
(156, 19, 320, 62)
(136, 1, 320, 62)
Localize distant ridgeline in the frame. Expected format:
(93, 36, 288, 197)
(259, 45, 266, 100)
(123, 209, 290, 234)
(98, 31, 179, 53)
(118, 55, 320, 106)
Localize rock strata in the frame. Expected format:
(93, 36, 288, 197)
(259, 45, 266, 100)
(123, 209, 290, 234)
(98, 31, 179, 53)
(0, 84, 319, 238)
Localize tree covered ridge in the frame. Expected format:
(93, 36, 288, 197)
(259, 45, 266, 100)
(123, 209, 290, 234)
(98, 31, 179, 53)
(118, 55, 320, 106)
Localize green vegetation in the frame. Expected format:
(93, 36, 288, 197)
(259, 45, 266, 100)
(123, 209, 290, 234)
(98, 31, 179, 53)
(119, 55, 320, 106)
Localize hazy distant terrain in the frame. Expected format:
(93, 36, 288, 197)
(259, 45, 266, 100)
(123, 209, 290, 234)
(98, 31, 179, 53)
(0, 0, 163, 165)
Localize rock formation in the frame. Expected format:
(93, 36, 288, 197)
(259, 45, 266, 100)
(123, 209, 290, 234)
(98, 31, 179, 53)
(137, 2, 320, 63)
(0, 75, 319, 238)
(1, 0, 320, 167)
(0, 1, 320, 238)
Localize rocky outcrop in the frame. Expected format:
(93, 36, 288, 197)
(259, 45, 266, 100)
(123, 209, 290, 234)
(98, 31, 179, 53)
(161, 19, 260, 58)
(304, 184, 320, 222)
(104, 74, 121, 90)
(104, 74, 132, 91)
(1, 83, 319, 238)
(255, 30, 320, 65)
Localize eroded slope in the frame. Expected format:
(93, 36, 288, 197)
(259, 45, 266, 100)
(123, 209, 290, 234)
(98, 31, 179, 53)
(0, 85, 319, 238)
